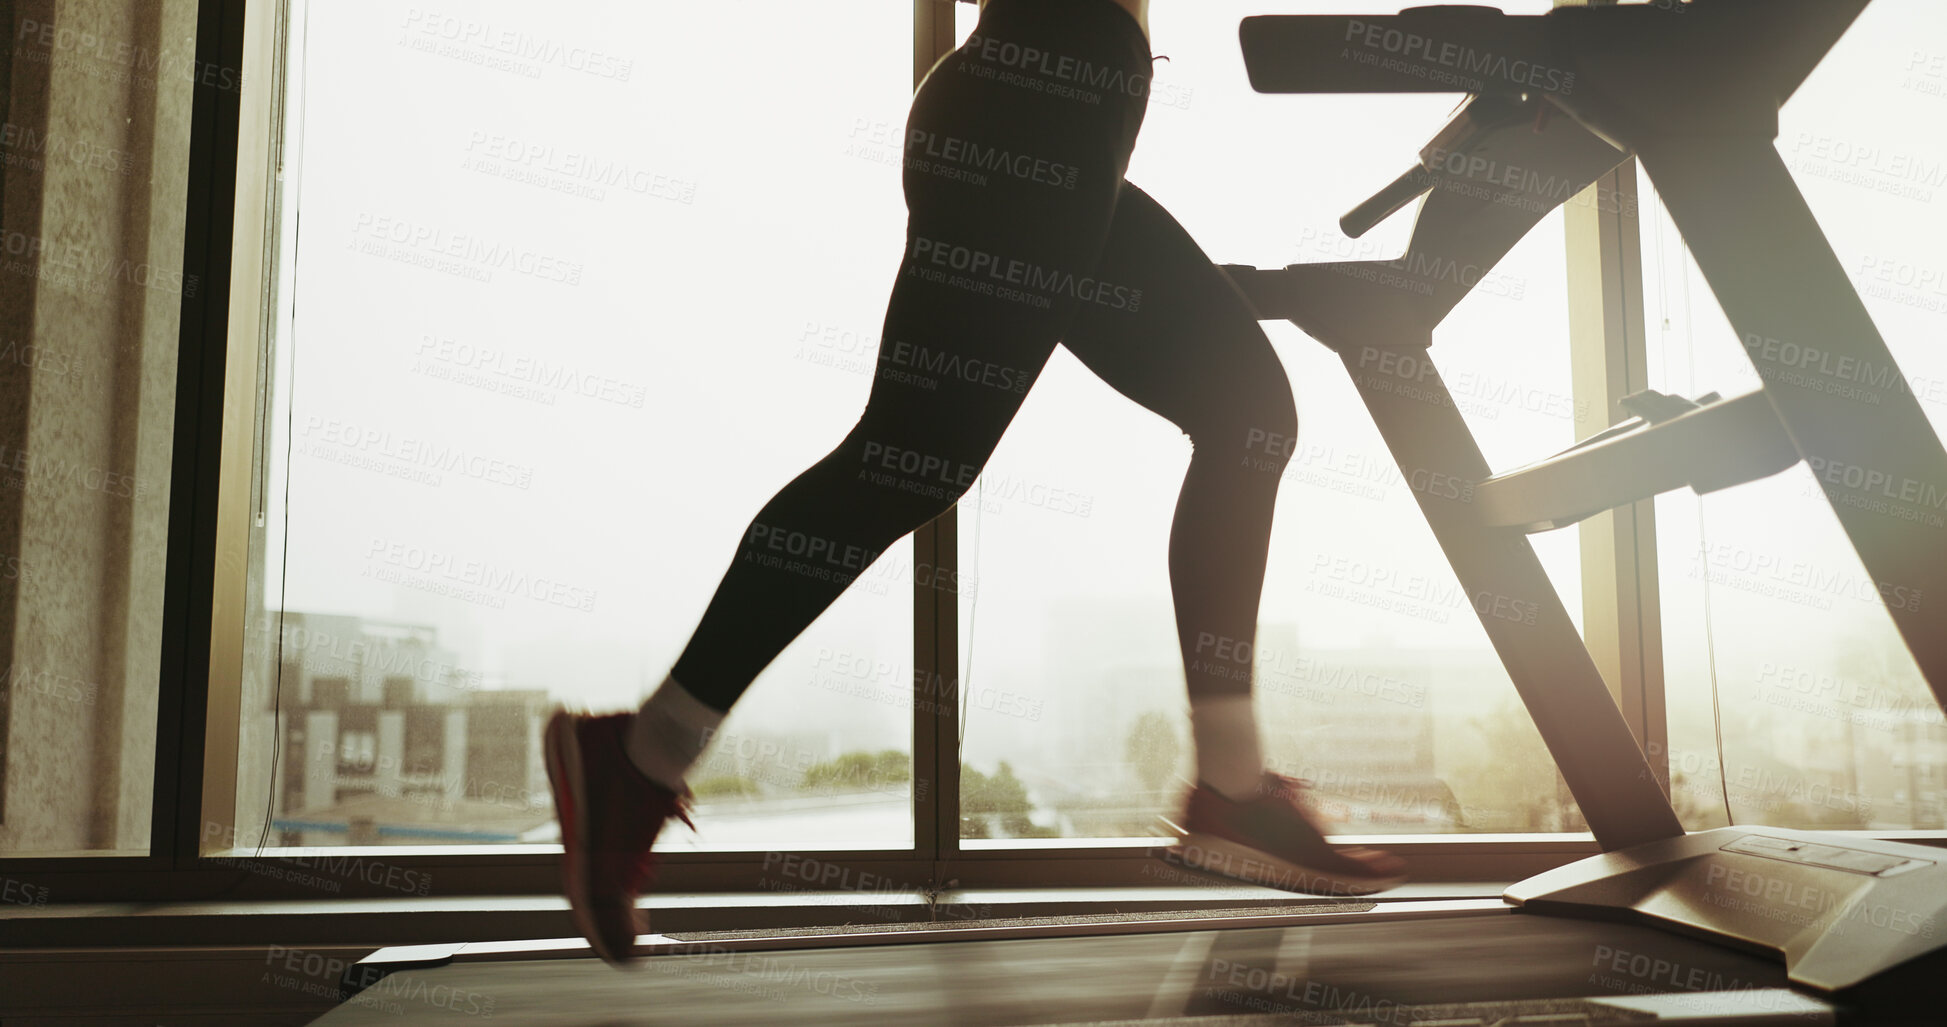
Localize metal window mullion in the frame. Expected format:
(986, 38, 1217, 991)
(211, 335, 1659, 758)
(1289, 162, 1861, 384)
(911, 0, 962, 875)
(189, 0, 286, 867)
(1551, 0, 1667, 821)
(1564, 157, 1667, 789)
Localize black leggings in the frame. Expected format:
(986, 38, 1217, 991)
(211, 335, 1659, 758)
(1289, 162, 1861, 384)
(672, 0, 1297, 709)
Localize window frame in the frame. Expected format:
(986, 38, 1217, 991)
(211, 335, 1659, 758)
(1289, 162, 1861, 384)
(3, 0, 1939, 907)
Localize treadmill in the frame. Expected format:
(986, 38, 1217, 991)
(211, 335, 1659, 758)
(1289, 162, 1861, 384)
(316, 4, 1947, 1024)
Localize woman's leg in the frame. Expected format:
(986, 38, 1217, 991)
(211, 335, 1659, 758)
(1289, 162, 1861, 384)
(634, 0, 1157, 784)
(1062, 182, 1405, 893)
(552, 0, 1158, 966)
(1060, 182, 1294, 797)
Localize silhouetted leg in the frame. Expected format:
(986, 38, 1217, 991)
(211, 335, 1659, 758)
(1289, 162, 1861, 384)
(1068, 185, 1405, 884)
(1063, 183, 1297, 714)
(663, 0, 1152, 722)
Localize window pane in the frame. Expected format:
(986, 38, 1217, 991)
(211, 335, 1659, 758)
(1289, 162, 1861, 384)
(956, 0, 1590, 844)
(0, 3, 194, 856)
(233, 2, 916, 853)
(1643, 0, 1947, 831)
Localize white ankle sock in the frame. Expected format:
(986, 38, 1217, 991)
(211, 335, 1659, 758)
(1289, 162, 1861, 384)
(1190, 694, 1264, 800)
(625, 674, 725, 790)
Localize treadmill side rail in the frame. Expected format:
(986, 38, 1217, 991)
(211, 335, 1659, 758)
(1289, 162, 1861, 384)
(1473, 389, 1801, 532)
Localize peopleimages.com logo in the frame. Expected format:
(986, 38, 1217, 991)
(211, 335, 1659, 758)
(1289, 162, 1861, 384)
(1341, 18, 1575, 94)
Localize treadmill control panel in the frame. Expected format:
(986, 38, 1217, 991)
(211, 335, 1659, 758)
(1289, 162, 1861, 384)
(1723, 834, 1935, 877)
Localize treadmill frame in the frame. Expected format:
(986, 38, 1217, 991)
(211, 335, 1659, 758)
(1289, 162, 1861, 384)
(1229, 0, 1947, 992)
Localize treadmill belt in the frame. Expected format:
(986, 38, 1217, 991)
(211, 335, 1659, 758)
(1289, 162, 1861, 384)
(1045, 998, 1656, 1025)
(313, 914, 1807, 1025)
(661, 903, 1376, 941)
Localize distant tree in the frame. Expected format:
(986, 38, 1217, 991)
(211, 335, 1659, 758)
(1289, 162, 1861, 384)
(691, 775, 760, 800)
(962, 761, 1024, 814)
(960, 764, 995, 840)
(962, 761, 1057, 838)
(1449, 696, 1575, 831)
(803, 749, 911, 792)
(1125, 710, 1181, 794)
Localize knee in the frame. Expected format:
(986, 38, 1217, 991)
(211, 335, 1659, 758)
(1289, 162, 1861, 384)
(1201, 377, 1300, 473)
(843, 432, 987, 524)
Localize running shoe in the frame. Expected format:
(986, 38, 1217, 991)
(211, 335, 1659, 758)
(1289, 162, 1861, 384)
(544, 709, 694, 966)
(1161, 773, 1408, 896)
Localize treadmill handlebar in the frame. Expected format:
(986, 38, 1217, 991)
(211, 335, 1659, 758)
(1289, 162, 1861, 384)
(1241, 10, 1558, 96)
(1341, 164, 1435, 239)
(1340, 92, 1539, 238)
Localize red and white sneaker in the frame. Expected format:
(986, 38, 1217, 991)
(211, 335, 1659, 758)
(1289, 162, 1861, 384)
(1161, 773, 1407, 896)
(543, 709, 694, 967)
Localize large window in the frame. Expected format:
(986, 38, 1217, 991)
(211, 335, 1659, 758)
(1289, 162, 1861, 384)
(230, 1, 918, 852)
(1641, 1, 1947, 831)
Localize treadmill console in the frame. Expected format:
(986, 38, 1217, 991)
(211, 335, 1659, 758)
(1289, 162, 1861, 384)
(1722, 834, 1935, 878)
